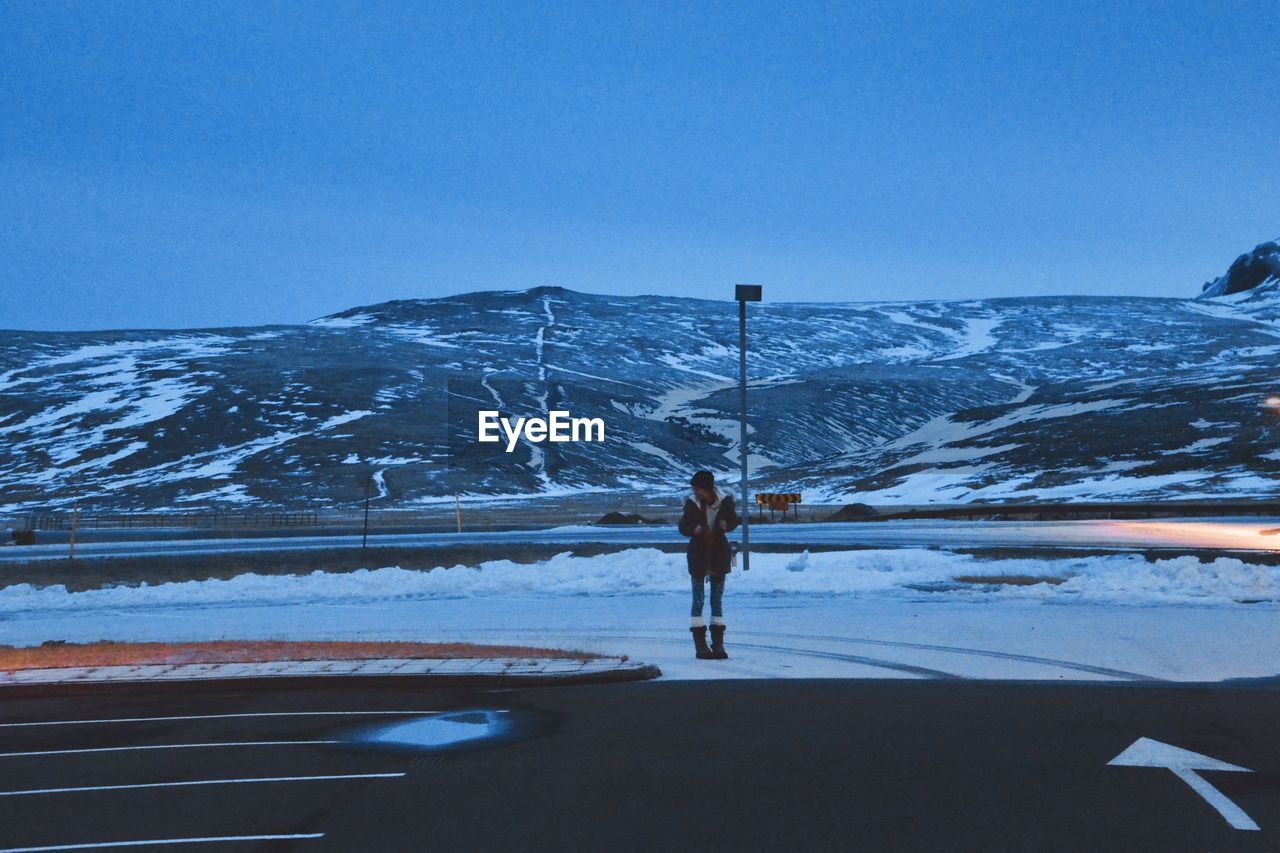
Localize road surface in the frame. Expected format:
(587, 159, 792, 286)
(4, 679, 1280, 851)
(3, 517, 1280, 563)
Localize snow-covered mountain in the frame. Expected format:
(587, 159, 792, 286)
(2, 240, 1279, 511)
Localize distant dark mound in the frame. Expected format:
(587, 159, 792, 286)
(1201, 239, 1280, 297)
(596, 511, 655, 525)
(825, 503, 879, 522)
(9, 529, 36, 545)
(526, 284, 575, 297)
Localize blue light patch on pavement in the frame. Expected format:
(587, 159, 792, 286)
(352, 710, 513, 752)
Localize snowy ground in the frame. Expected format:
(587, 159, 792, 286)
(4, 548, 1280, 683)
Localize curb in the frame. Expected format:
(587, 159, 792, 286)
(0, 656, 662, 697)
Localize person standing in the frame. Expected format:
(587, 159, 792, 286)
(678, 469, 739, 659)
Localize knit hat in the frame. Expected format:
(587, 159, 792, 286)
(690, 470, 715, 491)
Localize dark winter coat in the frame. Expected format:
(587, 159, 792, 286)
(678, 488, 739, 578)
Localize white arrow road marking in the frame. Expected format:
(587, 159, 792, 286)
(1109, 737, 1259, 831)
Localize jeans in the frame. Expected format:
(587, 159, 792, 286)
(690, 574, 725, 620)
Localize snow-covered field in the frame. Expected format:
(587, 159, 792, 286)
(5, 548, 1280, 683)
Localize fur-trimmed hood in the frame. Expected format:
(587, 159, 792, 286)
(686, 485, 733, 506)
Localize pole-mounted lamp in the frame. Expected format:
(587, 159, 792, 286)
(735, 284, 762, 570)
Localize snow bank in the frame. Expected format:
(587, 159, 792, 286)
(4, 549, 1280, 616)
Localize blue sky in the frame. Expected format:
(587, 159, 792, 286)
(3, 0, 1278, 330)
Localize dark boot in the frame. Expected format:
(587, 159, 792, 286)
(691, 626, 714, 659)
(709, 624, 728, 659)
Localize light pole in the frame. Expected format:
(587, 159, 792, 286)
(735, 284, 762, 570)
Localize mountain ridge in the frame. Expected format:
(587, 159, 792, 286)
(1, 240, 1278, 511)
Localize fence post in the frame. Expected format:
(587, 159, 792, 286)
(69, 502, 79, 561)
(362, 478, 371, 552)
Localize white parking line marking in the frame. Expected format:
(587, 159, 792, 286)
(0, 740, 339, 758)
(0, 711, 440, 728)
(0, 834, 324, 852)
(0, 772, 406, 797)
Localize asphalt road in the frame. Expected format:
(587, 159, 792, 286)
(4, 517, 1280, 563)
(4, 679, 1280, 852)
